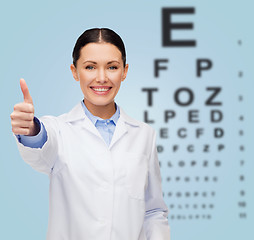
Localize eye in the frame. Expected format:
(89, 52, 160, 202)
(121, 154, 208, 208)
(109, 66, 118, 70)
(85, 66, 94, 70)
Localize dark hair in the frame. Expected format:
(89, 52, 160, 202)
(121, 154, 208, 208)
(72, 28, 126, 67)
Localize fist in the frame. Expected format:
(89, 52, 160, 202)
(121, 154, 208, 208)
(10, 79, 39, 136)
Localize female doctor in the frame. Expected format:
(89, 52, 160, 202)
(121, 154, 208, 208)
(10, 28, 170, 240)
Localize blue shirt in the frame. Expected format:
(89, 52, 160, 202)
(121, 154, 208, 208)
(16, 101, 120, 148)
(81, 100, 120, 146)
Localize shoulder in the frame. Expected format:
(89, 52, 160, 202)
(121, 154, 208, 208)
(119, 106, 156, 136)
(57, 102, 85, 123)
(39, 102, 85, 126)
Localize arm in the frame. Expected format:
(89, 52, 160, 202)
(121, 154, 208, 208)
(11, 79, 59, 175)
(144, 131, 170, 240)
(14, 116, 60, 175)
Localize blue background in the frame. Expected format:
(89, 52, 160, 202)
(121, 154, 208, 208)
(1, 0, 253, 239)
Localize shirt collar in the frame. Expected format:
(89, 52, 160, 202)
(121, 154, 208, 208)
(81, 100, 120, 126)
(61, 101, 140, 127)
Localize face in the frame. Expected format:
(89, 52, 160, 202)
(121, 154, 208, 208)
(70, 42, 129, 111)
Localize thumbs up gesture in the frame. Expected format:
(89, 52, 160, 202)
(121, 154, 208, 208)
(10, 79, 39, 136)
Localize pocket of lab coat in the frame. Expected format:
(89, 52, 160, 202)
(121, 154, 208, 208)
(125, 152, 149, 201)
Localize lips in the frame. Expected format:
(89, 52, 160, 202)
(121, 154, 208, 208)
(90, 86, 112, 95)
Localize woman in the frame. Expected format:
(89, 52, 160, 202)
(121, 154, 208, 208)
(11, 28, 170, 240)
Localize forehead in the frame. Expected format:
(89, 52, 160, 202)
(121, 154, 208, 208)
(79, 42, 122, 61)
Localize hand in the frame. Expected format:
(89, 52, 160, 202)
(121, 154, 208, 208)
(10, 79, 39, 136)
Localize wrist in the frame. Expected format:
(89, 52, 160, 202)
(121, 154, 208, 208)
(28, 117, 40, 136)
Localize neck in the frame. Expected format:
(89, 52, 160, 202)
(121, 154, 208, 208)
(84, 99, 116, 119)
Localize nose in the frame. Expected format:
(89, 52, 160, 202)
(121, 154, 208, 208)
(96, 68, 108, 84)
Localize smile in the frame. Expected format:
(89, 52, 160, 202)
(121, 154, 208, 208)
(90, 86, 112, 95)
(91, 87, 111, 92)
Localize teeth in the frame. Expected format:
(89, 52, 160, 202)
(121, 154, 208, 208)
(92, 88, 110, 92)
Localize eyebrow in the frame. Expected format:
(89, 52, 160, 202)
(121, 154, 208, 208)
(83, 60, 120, 64)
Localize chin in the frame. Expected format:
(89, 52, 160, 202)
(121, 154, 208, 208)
(88, 99, 114, 107)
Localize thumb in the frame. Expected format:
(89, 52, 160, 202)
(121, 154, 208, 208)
(20, 78, 33, 104)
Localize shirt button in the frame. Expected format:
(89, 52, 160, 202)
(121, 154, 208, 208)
(107, 120, 110, 123)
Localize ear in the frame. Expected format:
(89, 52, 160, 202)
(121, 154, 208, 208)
(122, 64, 129, 82)
(70, 64, 79, 82)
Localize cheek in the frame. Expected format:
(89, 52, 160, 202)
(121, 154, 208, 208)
(109, 71, 123, 84)
(79, 71, 95, 84)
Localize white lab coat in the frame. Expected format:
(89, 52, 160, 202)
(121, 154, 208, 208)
(15, 102, 170, 240)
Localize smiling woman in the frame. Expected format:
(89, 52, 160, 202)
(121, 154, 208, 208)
(10, 28, 170, 240)
(70, 42, 129, 119)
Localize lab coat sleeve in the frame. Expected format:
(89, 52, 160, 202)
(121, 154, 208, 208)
(14, 116, 60, 175)
(15, 117, 47, 148)
(144, 130, 170, 240)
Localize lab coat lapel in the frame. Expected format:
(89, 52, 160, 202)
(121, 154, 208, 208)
(63, 102, 103, 141)
(109, 107, 140, 149)
(109, 116, 128, 149)
(82, 116, 103, 141)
